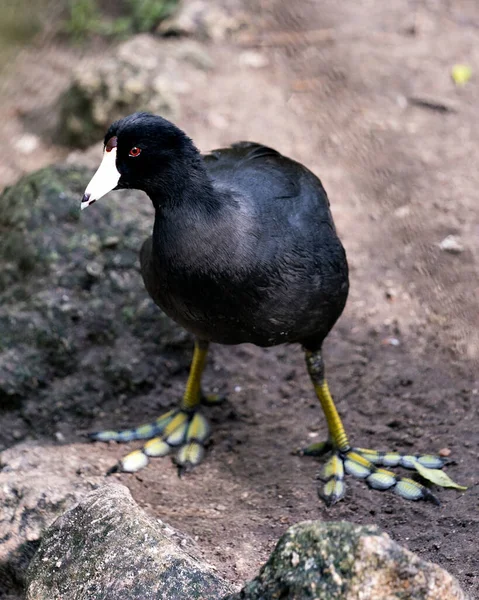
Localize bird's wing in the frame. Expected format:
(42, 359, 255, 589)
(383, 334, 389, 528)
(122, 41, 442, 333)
(203, 142, 301, 202)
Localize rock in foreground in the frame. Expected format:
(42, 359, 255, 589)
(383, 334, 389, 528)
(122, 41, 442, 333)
(26, 484, 233, 600)
(226, 521, 468, 600)
(25, 495, 468, 600)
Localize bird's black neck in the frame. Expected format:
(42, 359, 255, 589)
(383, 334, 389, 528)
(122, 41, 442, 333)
(146, 154, 219, 218)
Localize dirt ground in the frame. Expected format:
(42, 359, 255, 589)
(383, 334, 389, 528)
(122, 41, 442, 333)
(1, 0, 478, 596)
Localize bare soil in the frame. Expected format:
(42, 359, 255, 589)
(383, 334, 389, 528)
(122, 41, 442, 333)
(1, 0, 478, 596)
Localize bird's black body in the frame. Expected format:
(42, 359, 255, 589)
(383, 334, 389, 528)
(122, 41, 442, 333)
(104, 113, 351, 350)
(84, 112, 455, 504)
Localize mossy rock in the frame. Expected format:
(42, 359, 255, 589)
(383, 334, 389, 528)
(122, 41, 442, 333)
(226, 521, 467, 600)
(0, 164, 190, 444)
(26, 484, 233, 600)
(59, 35, 178, 147)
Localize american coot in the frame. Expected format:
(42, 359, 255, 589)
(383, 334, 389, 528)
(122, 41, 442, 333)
(81, 112, 456, 505)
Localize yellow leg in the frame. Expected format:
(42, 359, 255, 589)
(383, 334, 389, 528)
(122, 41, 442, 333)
(315, 379, 350, 452)
(90, 339, 218, 473)
(305, 350, 350, 452)
(303, 348, 456, 506)
(181, 340, 209, 410)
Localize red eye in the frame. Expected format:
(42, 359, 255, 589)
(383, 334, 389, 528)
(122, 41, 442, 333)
(129, 147, 141, 157)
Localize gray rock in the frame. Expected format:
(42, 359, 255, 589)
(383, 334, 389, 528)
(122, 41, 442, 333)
(0, 442, 105, 563)
(58, 33, 218, 148)
(59, 35, 179, 148)
(158, 0, 247, 41)
(21, 502, 469, 600)
(225, 521, 468, 600)
(0, 163, 190, 445)
(0, 163, 191, 573)
(439, 235, 465, 254)
(25, 484, 233, 600)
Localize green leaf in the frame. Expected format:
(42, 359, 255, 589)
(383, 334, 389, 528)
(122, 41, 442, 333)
(415, 461, 467, 490)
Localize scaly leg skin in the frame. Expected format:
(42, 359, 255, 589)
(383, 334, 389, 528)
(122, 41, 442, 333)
(303, 349, 452, 506)
(89, 339, 221, 474)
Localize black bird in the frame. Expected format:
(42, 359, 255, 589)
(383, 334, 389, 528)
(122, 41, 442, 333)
(81, 112, 455, 504)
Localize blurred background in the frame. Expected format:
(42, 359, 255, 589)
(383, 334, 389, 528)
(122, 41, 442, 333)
(0, 1, 477, 598)
(1, 0, 478, 357)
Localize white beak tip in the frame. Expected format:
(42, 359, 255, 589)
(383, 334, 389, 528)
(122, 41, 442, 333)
(81, 194, 96, 210)
(81, 146, 120, 209)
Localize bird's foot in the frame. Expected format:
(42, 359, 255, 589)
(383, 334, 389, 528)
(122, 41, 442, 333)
(89, 398, 220, 474)
(301, 442, 459, 505)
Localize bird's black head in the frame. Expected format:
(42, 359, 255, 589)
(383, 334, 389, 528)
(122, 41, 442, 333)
(81, 112, 202, 210)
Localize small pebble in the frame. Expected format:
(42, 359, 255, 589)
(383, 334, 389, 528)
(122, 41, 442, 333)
(102, 236, 121, 248)
(439, 447, 451, 457)
(394, 205, 411, 218)
(208, 113, 229, 130)
(14, 133, 40, 154)
(239, 50, 269, 69)
(385, 288, 397, 301)
(439, 235, 464, 254)
(54, 431, 65, 443)
(382, 337, 400, 347)
(86, 261, 103, 278)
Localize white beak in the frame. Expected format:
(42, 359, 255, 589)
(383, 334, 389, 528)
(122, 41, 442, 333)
(81, 147, 120, 210)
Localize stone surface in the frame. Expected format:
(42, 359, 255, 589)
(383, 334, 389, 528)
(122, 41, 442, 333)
(58, 34, 214, 148)
(0, 163, 190, 449)
(439, 235, 465, 254)
(59, 35, 177, 147)
(158, 0, 247, 40)
(225, 521, 468, 600)
(0, 163, 191, 575)
(0, 442, 105, 590)
(25, 484, 233, 600)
